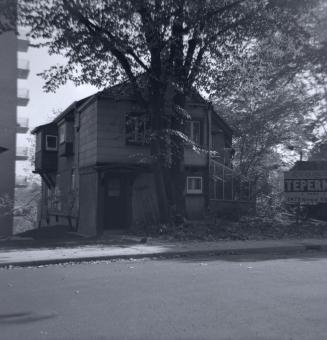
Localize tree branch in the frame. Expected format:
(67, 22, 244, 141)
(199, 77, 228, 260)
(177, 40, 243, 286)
(62, 0, 148, 109)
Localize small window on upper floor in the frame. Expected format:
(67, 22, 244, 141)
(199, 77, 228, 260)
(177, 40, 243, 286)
(125, 112, 149, 145)
(185, 120, 201, 145)
(45, 135, 58, 151)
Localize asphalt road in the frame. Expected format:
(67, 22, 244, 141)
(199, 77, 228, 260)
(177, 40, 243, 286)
(1, 252, 327, 340)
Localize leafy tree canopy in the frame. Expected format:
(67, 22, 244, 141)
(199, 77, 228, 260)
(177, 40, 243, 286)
(20, 0, 320, 95)
(19, 0, 327, 220)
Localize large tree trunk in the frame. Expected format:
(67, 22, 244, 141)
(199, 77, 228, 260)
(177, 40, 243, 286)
(151, 142, 171, 224)
(169, 6, 188, 223)
(170, 92, 186, 222)
(148, 77, 171, 224)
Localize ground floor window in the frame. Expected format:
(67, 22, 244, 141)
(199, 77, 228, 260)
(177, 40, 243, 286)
(186, 176, 203, 194)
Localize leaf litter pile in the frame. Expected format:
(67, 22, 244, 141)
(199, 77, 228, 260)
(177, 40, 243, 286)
(155, 214, 327, 242)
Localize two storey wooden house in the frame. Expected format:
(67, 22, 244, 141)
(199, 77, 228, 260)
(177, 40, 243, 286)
(32, 81, 254, 235)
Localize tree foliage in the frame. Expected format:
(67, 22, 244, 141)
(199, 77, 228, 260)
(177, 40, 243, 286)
(209, 0, 327, 201)
(20, 0, 326, 221)
(0, 0, 17, 34)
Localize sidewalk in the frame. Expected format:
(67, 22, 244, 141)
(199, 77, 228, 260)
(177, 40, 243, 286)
(1, 238, 327, 267)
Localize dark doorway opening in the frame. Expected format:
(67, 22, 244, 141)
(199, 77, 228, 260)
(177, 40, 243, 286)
(103, 176, 131, 230)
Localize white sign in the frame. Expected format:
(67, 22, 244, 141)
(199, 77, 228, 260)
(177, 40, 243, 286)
(284, 170, 327, 205)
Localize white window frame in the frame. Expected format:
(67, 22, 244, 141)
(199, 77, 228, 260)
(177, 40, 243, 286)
(186, 176, 203, 194)
(45, 135, 58, 151)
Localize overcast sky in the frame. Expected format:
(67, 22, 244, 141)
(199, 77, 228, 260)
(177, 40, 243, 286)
(16, 46, 98, 176)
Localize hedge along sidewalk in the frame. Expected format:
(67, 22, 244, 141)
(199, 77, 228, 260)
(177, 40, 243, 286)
(1, 238, 327, 268)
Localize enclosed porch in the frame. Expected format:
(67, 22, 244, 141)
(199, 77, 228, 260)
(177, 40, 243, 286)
(208, 159, 256, 218)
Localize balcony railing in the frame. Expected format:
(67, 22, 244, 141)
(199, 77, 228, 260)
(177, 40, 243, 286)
(17, 88, 29, 106)
(16, 146, 29, 160)
(17, 28, 29, 52)
(17, 59, 30, 79)
(17, 117, 29, 134)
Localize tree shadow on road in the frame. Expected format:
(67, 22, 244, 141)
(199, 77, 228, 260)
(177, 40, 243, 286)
(156, 250, 327, 264)
(0, 311, 57, 324)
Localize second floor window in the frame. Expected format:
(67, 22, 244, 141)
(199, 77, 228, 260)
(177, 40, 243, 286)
(125, 112, 149, 145)
(186, 120, 201, 145)
(45, 135, 58, 151)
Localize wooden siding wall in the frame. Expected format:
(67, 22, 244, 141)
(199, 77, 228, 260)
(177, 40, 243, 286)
(78, 171, 98, 235)
(55, 156, 74, 215)
(184, 105, 209, 166)
(83, 97, 228, 168)
(97, 98, 150, 164)
(185, 167, 207, 219)
(35, 150, 58, 172)
(79, 101, 98, 167)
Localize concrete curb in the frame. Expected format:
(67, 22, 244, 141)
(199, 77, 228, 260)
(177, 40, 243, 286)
(1, 243, 327, 268)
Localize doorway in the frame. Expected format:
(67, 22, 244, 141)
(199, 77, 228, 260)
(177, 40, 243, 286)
(103, 176, 131, 230)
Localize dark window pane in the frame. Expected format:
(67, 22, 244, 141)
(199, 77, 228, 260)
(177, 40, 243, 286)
(194, 178, 202, 190)
(46, 135, 57, 150)
(193, 121, 201, 144)
(125, 113, 148, 144)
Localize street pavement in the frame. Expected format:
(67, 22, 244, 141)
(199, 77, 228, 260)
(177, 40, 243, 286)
(1, 251, 327, 340)
(2, 238, 327, 267)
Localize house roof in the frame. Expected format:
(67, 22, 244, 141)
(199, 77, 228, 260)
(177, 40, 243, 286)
(291, 161, 327, 171)
(31, 122, 55, 134)
(99, 77, 233, 135)
(53, 95, 94, 124)
(32, 76, 233, 135)
(100, 79, 141, 100)
(31, 95, 95, 134)
(99, 77, 209, 105)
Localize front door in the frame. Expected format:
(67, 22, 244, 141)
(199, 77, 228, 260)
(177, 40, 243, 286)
(104, 177, 127, 230)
